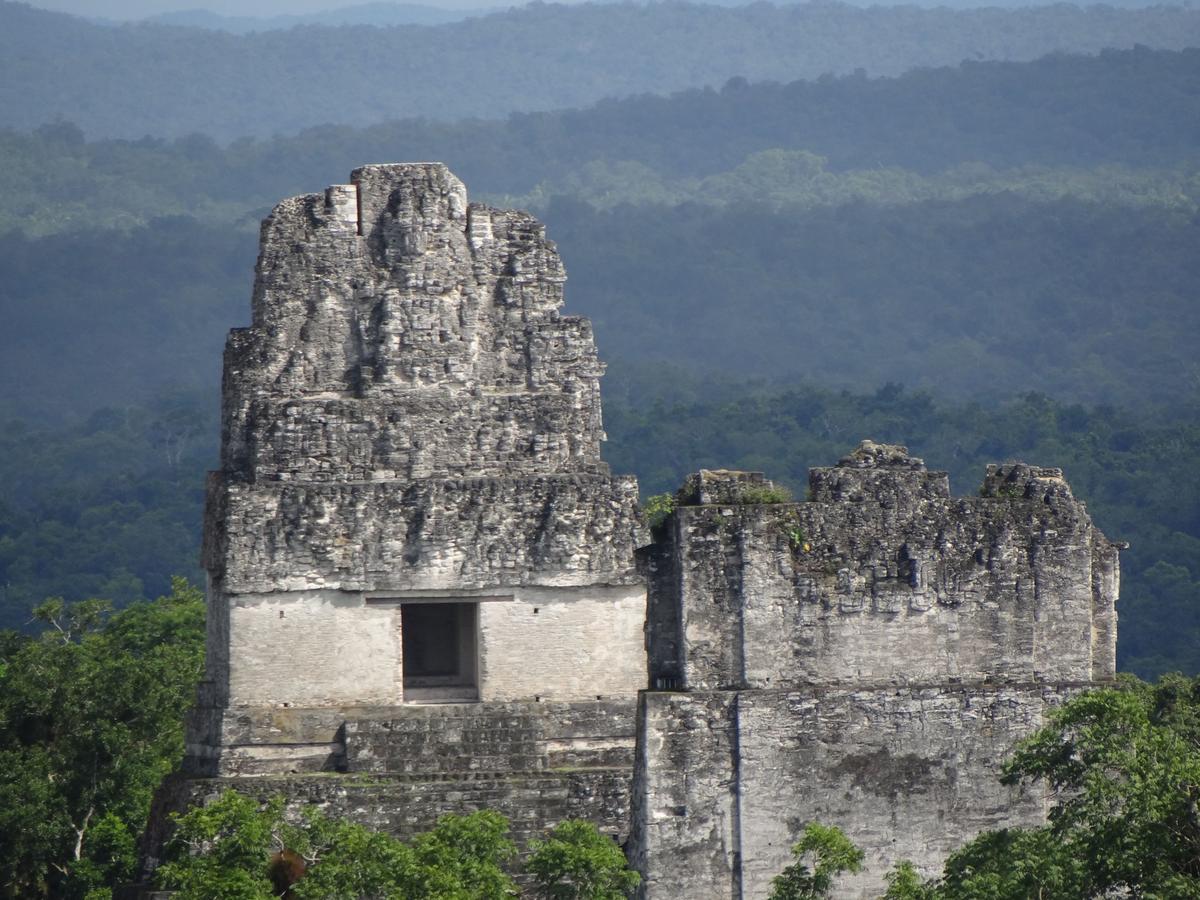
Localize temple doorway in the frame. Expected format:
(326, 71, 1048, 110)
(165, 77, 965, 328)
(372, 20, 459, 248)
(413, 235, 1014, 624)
(401, 601, 479, 702)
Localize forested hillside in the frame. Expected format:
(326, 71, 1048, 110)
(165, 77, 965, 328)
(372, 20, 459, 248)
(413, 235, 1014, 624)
(2, 385, 1196, 680)
(3, 0, 1200, 138)
(4, 194, 1196, 421)
(0, 41, 1196, 679)
(4, 47, 1197, 235)
(144, 2, 496, 31)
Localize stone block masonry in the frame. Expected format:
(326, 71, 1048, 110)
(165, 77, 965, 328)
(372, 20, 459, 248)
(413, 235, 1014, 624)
(188, 163, 647, 778)
(630, 444, 1119, 898)
(139, 164, 1119, 900)
(145, 162, 649, 887)
(146, 702, 635, 874)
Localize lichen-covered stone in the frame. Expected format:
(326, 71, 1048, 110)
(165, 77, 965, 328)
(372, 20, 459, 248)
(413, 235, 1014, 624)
(642, 443, 1117, 693)
(156, 162, 1118, 900)
(189, 163, 646, 778)
(631, 442, 1120, 898)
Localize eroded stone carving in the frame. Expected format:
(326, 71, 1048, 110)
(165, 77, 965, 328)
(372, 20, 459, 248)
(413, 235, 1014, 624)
(188, 164, 646, 782)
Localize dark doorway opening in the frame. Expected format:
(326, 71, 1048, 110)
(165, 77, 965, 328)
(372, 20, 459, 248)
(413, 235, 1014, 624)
(401, 602, 478, 702)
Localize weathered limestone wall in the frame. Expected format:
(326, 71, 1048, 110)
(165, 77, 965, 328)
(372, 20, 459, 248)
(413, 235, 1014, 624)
(224, 589, 402, 707)
(733, 687, 1051, 896)
(342, 700, 637, 775)
(204, 475, 642, 595)
(632, 443, 1120, 898)
(151, 702, 636, 875)
(644, 446, 1118, 693)
(190, 163, 646, 779)
(476, 585, 649, 702)
(634, 686, 1058, 899)
(629, 693, 739, 897)
(217, 583, 646, 709)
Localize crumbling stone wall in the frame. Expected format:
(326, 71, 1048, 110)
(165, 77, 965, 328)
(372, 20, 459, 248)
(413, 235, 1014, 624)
(631, 443, 1119, 898)
(158, 162, 1120, 900)
(188, 163, 646, 778)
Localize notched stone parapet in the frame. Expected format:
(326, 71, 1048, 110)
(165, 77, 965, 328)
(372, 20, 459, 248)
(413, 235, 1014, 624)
(808, 439, 951, 505)
(838, 438, 926, 469)
(632, 440, 1121, 898)
(642, 441, 1120, 695)
(676, 469, 779, 506)
(979, 461, 1074, 503)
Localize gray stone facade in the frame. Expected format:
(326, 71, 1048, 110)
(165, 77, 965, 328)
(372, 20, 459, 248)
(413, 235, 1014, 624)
(178, 164, 646, 853)
(161, 165, 1120, 898)
(630, 446, 1119, 897)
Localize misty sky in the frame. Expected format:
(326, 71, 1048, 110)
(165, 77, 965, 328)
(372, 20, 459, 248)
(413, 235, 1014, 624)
(24, 0, 480, 17)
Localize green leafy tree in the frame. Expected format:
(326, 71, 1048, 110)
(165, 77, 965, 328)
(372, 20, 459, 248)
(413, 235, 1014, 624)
(994, 676, 1200, 897)
(768, 823, 863, 900)
(922, 675, 1200, 899)
(880, 861, 935, 900)
(0, 579, 205, 899)
(640, 493, 675, 532)
(936, 828, 1085, 899)
(526, 820, 640, 899)
(410, 809, 517, 898)
(285, 812, 424, 900)
(157, 794, 518, 900)
(154, 792, 279, 900)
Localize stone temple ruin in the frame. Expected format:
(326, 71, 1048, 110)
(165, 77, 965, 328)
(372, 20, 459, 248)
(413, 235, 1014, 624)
(168, 163, 1120, 898)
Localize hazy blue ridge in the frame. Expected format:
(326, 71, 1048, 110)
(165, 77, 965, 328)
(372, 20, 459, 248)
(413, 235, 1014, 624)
(3, 0, 1200, 138)
(3, 46, 1198, 230)
(1, 193, 1197, 425)
(143, 2, 498, 32)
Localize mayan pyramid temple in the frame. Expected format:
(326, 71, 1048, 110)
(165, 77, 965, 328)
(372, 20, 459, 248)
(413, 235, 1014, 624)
(160, 163, 1121, 898)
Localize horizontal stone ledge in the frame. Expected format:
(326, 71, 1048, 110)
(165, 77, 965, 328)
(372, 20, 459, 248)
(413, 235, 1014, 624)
(640, 678, 1112, 699)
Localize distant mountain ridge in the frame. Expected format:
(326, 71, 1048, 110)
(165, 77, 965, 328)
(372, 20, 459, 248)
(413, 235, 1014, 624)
(3, 0, 1200, 139)
(136, 0, 1198, 30)
(4, 46, 1198, 237)
(144, 2, 497, 31)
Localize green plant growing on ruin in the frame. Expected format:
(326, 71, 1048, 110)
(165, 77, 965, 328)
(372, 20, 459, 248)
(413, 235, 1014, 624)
(780, 513, 809, 552)
(767, 823, 863, 900)
(526, 819, 641, 899)
(642, 493, 676, 531)
(789, 527, 809, 552)
(739, 484, 794, 505)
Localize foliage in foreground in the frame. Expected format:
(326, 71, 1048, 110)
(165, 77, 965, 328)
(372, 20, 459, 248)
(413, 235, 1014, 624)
(982, 674, 1200, 897)
(0, 580, 205, 899)
(768, 823, 864, 900)
(158, 795, 517, 900)
(876, 674, 1200, 898)
(158, 796, 642, 900)
(526, 819, 641, 900)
